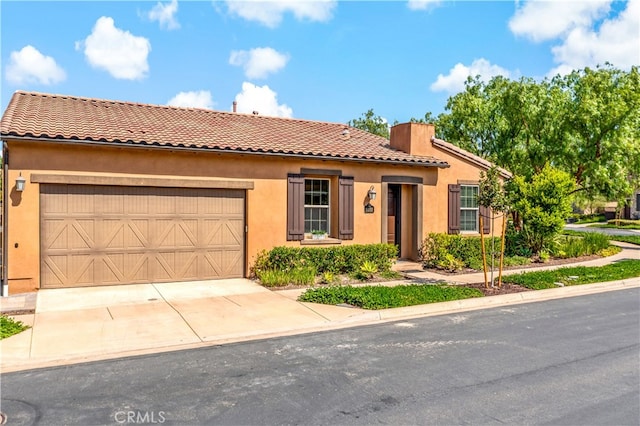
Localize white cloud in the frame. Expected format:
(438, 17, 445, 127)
(5, 45, 66, 85)
(167, 90, 215, 109)
(77, 16, 151, 80)
(234, 82, 293, 118)
(229, 47, 290, 79)
(225, 0, 336, 28)
(407, 0, 442, 12)
(430, 58, 511, 93)
(508, 0, 611, 42)
(148, 0, 180, 30)
(548, 0, 640, 76)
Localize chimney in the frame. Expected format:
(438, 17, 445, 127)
(389, 122, 435, 156)
(232, 101, 237, 113)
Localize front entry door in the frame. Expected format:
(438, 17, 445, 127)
(387, 185, 401, 249)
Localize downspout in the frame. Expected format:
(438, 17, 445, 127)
(2, 141, 7, 297)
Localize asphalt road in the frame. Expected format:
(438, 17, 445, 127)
(2, 288, 639, 426)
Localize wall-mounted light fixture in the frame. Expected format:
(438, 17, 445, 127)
(367, 185, 377, 201)
(15, 173, 26, 192)
(364, 185, 376, 214)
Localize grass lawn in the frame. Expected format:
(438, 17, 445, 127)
(562, 230, 640, 246)
(299, 259, 640, 309)
(587, 223, 640, 230)
(502, 260, 640, 290)
(298, 284, 483, 309)
(0, 315, 30, 339)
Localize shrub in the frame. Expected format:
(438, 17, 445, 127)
(507, 164, 575, 254)
(1, 315, 30, 339)
(256, 269, 291, 287)
(290, 266, 317, 286)
(321, 271, 337, 285)
(358, 260, 379, 281)
(553, 233, 612, 258)
(419, 233, 500, 271)
(502, 256, 531, 267)
(251, 244, 398, 278)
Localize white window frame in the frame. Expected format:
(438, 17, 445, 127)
(304, 178, 330, 234)
(460, 185, 479, 233)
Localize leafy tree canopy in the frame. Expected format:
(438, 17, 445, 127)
(348, 109, 390, 139)
(433, 64, 640, 203)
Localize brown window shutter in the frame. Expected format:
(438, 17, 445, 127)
(448, 184, 461, 234)
(480, 205, 491, 234)
(339, 176, 354, 240)
(287, 174, 305, 241)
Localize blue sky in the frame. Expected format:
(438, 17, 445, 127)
(2, 1, 638, 125)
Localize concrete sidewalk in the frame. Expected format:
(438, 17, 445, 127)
(1, 242, 639, 373)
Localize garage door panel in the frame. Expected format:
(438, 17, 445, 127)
(71, 255, 95, 286)
(101, 220, 124, 249)
(73, 220, 95, 249)
(223, 220, 244, 245)
(44, 220, 68, 250)
(42, 256, 67, 287)
(41, 184, 246, 288)
(220, 250, 243, 277)
(126, 220, 149, 248)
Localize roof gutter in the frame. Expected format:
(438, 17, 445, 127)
(2, 141, 8, 297)
(2, 135, 451, 169)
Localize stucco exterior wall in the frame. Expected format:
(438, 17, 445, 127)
(8, 139, 484, 291)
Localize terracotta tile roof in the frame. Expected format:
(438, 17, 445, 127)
(1, 91, 449, 167)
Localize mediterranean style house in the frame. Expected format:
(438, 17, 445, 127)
(1, 91, 509, 294)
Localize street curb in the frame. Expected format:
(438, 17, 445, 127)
(1, 278, 638, 373)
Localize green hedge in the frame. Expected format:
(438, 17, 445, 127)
(419, 233, 503, 271)
(252, 243, 398, 277)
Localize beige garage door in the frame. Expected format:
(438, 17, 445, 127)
(40, 184, 245, 288)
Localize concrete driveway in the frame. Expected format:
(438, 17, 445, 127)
(0, 279, 382, 372)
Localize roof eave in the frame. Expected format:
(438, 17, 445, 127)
(1, 134, 451, 169)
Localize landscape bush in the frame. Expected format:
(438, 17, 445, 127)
(419, 233, 528, 272)
(252, 243, 398, 278)
(420, 229, 618, 273)
(551, 233, 615, 258)
(0, 316, 29, 339)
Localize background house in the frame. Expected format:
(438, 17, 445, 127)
(1, 91, 508, 294)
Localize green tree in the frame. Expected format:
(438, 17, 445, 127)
(477, 166, 510, 288)
(507, 164, 575, 254)
(348, 109, 389, 139)
(436, 65, 640, 202)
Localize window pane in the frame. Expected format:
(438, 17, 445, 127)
(304, 179, 329, 207)
(460, 209, 478, 232)
(461, 185, 478, 209)
(304, 207, 328, 233)
(304, 179, 330, 233)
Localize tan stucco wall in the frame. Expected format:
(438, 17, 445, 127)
(4, 137, 499, 291)
(424, 144, 507, 236)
